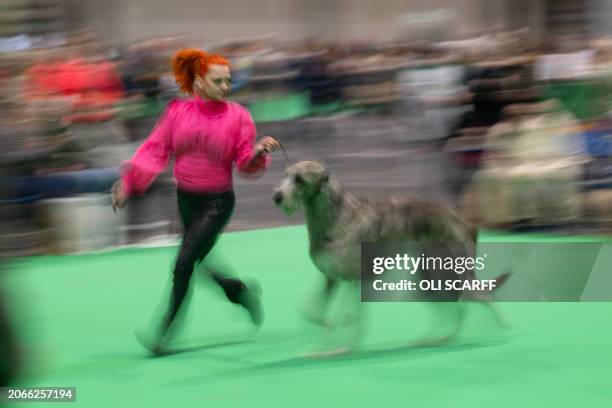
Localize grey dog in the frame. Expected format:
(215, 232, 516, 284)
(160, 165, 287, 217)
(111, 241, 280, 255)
(273, 161, 509, 352)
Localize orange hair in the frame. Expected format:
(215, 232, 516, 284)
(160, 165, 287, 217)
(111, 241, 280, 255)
(171, 48, 230, 94)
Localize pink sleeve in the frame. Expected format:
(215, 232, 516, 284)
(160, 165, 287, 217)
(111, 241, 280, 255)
(235, 107, 270, 178)
(120, 101, 176, 197)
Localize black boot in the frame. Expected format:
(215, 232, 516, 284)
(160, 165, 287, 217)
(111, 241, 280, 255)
(237, 282, 264, 327)
(134, 329, 166, 355)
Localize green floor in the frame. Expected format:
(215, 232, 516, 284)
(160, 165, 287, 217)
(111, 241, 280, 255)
(3, 226, 612, 407)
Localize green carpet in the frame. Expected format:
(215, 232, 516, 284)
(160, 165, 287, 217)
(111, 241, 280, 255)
(3, 226, 612, 407)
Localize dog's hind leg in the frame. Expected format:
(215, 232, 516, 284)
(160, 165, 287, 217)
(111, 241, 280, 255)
(411, 302, 466, 347)
(484, 302, 511, 328)
(461, 291, 511, 329)
(478, 299, 511, 329)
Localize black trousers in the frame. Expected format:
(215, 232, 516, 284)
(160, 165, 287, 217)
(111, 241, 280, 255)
(160, 189, 246, 334)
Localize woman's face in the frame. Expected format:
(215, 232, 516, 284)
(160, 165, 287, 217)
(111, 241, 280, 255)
(196, 64, 231, 100)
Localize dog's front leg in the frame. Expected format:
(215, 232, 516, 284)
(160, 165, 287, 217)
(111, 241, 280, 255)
(337, 279, 365, 351)
(304, 279, 363, 358)
(303, 276, 337, 328)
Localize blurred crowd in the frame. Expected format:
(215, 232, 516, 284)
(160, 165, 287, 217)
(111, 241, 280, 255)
(1, 26, 612, 257)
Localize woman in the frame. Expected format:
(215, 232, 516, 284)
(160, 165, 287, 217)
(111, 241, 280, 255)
(112, 49, 280, 353)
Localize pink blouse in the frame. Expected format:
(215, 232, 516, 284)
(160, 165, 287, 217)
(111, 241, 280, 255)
(121, 97, 270, 197)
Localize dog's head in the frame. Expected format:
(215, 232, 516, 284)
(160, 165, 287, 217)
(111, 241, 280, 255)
(273, 161, 329, 215)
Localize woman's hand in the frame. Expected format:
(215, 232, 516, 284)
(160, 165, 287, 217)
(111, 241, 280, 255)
(111, 180, 128, 213)
(254, 136, 280, 156)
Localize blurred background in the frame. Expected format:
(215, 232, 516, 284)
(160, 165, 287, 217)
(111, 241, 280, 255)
(2, 0, 612, 398)
(1, 0, 611, 256)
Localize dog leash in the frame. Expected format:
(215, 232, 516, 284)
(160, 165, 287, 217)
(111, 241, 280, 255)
(276, 140, 290, 166)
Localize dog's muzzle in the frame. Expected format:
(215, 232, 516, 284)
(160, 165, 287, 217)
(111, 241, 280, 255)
(273, 191, 283, 205)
